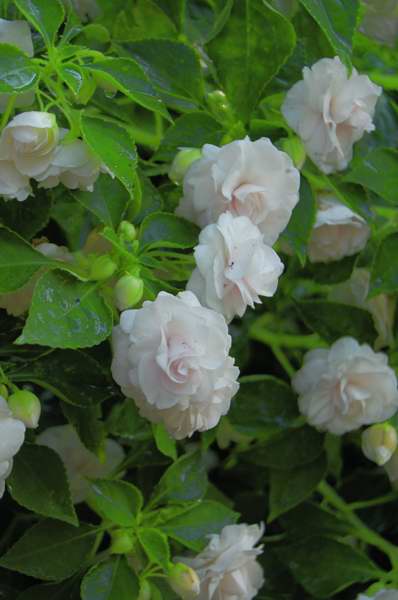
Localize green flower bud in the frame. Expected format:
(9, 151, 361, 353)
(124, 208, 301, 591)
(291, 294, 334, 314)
(362, 424, 398, 466)
(89, 255, 117, 281)
(110, 529, 135, 555)
(169, 148, 202, 184)
(280, 136, 306, 169)
(114, 275, 144, 311)
(8, 390, 41, 429)
(138, 580, 151, 600)
(118, 221, 137, 241)
(168, 563, 200, 600)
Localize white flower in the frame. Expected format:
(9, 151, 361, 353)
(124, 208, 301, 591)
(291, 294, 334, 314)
(358, 590, 398, 600)
(0, 396, 25, 499)
(187, 212, 284, 322)
(308, 194, 370, 263)
(111, 291, 239, 440)
(180, 523, 265, 600)
(176, 136, 300, 246)
(292, 337, 398, 435)
(360, 0, 398, 46)
(330, 269, 395, 349)
(37, 130, 104, 192)
(36, 425, 125, 504)
(361, 424, 397, 466)
(0, 112, 59, 177)
(282, 57, 381, 173)
(0, 241, 73, 316)
(0, 19, 35, 113)
(0, 160, 31, 201)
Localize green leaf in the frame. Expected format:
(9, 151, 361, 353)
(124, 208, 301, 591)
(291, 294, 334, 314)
(16, 578, 81, 600)
(61, 402, 105, 455)
(152, 423, 177, 460)
(344, 148, 398, 204)
(72, 174, 129, 230)
(138, 528, 170, 570)
(15, 0, 65, 46)
(81, 556, 139, 600)
(7, 444, 77, 526)
(113, 0, 177, 41)
(133, 172, 163, 224)
(86, 57, 169, 119)
(269, 453, 327, 520)
(120, 39, 204, 111)
(80, 116, 138, 199)
(0, 520, 97, 581)
(107, 398, 151, 441)
(140, 212, 199, 249)
(154, 112, 224, 162)
(0, 43, 38, 94)
(157, 500, 238, 551)
(295, 299, 378, 345)
(280, 502, 352, 538)
(281, 178, 316, 266)
(17, 270, 113, 349)
(88, 480, 143, 526)
(157, 451, 207, 503)
(275, 536, 380, 598)
(0, 228, 53, 293)
(0, 189, 51, 240)
(298, 0, 359, 68)
(207, 0, 296, 123)
(228, 375, 299, 438)
(370, 233, 398, 296)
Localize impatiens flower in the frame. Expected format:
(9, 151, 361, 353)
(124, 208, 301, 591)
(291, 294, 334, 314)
(179, 523, 265, 600)
(308, 194, 370, 263)
(358, 590, 398, 600)
(330, 269, 395, 349)
(0, 396, 25, 499)
(0, 160, 31, 201)
(360, 0, 398, 47)
(187, 212, 284, 322)
(282, 57, 381, 173)
(0, 19, 34, 112)
(292, 337, 398, 435)
(0, 112, 59, 178)
(176, 136, 300, 246)
(111, 291, 239, 439)
(37, 425, 125, 504)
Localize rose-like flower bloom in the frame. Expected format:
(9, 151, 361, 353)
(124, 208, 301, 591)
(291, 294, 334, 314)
(292, 337, 398, 435)
(0, 19, 35, 113)
(111, 291, 239, 439)
(0, 112, 58, 178)
(0, 396, 25, 499)
(360, 0, 398, 47)
(187, 212, 284, 322)
(176, 136, 300, 246)
(0, 160, 31, 201)
(36, 425, 125, 504)
(330, 269, 395, 349)
(282, 57, 381, 173)
(179, 523, 265, 600)
(308, 194, 370, 263)
(358, 591, 398, 600)
(0, 241, 73, 316)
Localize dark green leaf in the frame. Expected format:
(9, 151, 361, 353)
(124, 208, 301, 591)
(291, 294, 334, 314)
(281, 178, 316, 266)
(140, 212, 199, 249)
(107, 398, 151, 441)
(61, 402, 105, 455)
(370, 232, 398, 296)
(280, 502, 352, 538)
(15, 0, 65, 46)
(81, 556, 139, 600)
(88, 480, 143, 526)
(72, 174, 129, 229)
(344, 148, 398, 204)
(133, 172, 163, 224)
(157, 451, 207, 503)
(0, 43, 38, 93)
(0, 189, 51, 240)
(17, 578, 81, 600)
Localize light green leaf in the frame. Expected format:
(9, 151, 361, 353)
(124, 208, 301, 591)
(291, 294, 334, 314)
(370, 233, 398, 297)
(344, 148, 398, 204)
(152, 424, 177, 461)
(72, 174, 129, 229)
(88, 480, 143, 526)
(15, 0, 65, 46)
(207, 0, 296, 123)
(81, 556, 139, 600)
(7, 444, 77, 526)
(17, 270, 113, 349)
(281, 178, 316, 266)
(140, 212, 199, 249)
(0, 43, 38, 94)
(138, 528, 170, 570)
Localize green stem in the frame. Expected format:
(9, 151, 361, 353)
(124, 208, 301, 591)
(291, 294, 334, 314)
(348, 492, 398, 511)
(250, 325, 324, 349)
(319, 481, 398, 568)
(271, 344, 295, 378)
(0, 95, 16, 131)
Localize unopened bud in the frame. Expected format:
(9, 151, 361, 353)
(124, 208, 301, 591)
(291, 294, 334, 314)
(114, 275, 144, 311)
(138, 580, 151, 600)
(118, 221, 137, 241)
(168, 563, 200, 600)
(280, 136, 306, 169)
(362, 424, 398, 466)
(169, 148, 202, 184)
(89, 254, 117, 281)
(110, 529, 135, 554)
(8, 390, 41, 429)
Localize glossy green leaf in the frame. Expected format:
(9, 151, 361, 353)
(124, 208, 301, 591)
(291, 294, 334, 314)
(0, 520, 97, 581)
(107, 398, 151, 441)
(113, 0, 177, 41)
(133, 172, 163, 224)
(80, 116, 138, 198)
(138, 528, 170, 570)
(370, 233, 398, 296)
(281, 177, 316, 266)
(81, 556, 139, 600)
(16, 579, 81, 600)
(140, 212, 199, 249)
(157, 451, 207, 503)
(17, 270, 113, 349)
(7, 444, 77, 526)
(0, 43, 38, 94)
(15, 0, 65, 46)
(72, 174, 130, 229)
(88, 480, 143, 526)
(344, 148, 398, 204)
(207, 0, 296, 122)
(152, 423, 177, 460)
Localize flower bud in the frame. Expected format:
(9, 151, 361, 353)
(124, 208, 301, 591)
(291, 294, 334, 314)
(114, 275, 144, 311)
(168, 563, 200, 600)
(89, 255, 118, 281)
(138, 580, 151, 600)
(362, 424, 398, 466)
(279, 136, 306, 169)
(110, 529, 135, 554)
(8, 390, 41, 429)
(169, 148, 202, 184)
(118, 221, 137, 241)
